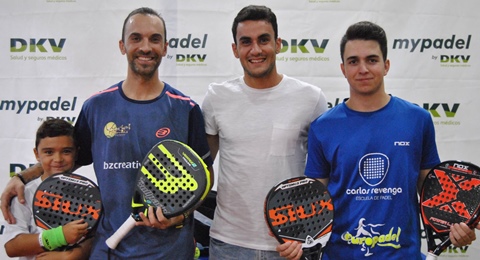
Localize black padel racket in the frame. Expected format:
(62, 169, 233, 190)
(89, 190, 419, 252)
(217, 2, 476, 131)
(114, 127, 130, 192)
(420, 160, 480, 260)
(106, 139, 211, 249)
(265, 177, 334, 260)
(33, 172, 102, 240)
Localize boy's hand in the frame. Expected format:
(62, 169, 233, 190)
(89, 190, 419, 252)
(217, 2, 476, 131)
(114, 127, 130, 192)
(1, 176, 26, 224)
(63, 219, 89, 244)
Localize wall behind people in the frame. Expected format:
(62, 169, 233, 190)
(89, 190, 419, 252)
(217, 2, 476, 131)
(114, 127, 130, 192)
(1, 0, 478, 259)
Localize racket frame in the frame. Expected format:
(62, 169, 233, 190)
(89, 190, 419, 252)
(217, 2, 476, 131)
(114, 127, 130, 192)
(106, 139, 210, 250)
(264, 176, 333, 260)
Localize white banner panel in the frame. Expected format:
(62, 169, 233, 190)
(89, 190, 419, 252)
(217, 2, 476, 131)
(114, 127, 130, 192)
(1, 0, 479, 259)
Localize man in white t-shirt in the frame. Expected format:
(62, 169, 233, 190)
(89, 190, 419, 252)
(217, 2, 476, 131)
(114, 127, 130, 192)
(201, 5, 328, 260)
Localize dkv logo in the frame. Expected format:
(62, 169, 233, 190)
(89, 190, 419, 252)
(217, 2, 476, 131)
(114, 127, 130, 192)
(422, 103, 459, 118)
(10, 38, 66, 53)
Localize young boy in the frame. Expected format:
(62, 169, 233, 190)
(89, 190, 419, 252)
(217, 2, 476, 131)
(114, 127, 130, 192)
(3, 119, 91, 259)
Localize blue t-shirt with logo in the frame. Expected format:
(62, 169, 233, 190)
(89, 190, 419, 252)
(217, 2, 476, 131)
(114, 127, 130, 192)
(75, 81, 212, 259)
(305, 96, 440, 259)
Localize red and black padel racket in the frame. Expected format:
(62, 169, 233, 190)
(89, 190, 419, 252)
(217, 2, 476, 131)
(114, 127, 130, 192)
(106, 139, 211, 249)
(33, 172, 102, 242)
(420, 160, 480, 260)
(265, 177, 334, 260)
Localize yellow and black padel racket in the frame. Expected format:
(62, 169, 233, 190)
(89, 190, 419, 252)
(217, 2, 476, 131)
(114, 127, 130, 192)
(106, 139, 211, 249)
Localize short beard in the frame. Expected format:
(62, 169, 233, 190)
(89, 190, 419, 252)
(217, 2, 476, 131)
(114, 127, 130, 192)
(129, 58, 161, 80)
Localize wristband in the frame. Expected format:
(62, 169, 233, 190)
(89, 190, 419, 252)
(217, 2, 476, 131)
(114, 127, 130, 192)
(42, 226, 68, 251)
(38, 231, 44, 248)
(14, 173, 27, 185)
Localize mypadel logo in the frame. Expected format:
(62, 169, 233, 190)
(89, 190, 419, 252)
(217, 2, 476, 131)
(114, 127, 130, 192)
(10, 38, 68, 61)
(392, 34, 472, 68)
(167, 34, 208, 67)
(0, 96, 78, 123)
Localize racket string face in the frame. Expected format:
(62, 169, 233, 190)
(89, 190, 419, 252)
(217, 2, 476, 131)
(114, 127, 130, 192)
(421, 162, 480, 234)
(106, 140, 210, 250)
(265, 177, 333, 247)
(134, 140, 209, 218)
(420, 161, 480, 258)
(33, 173, 102, 230)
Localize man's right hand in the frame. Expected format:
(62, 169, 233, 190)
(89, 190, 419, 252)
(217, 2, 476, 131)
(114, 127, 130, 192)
(1, 175, 26, 224)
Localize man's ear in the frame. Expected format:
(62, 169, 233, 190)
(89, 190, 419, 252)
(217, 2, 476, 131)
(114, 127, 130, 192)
(384, 59, 390, 76)
(119, 40, 126, 55)
(232, 43, 239, 59)
(275, 37, 282, 54)
(161, 41, 168, 57)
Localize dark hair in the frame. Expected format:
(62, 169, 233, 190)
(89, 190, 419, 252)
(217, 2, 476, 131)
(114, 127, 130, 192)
(231, 5, 278, 44)
(340, 21, 388, 62)
(35, 119, 75, 149)
(121, 7, 167, 43)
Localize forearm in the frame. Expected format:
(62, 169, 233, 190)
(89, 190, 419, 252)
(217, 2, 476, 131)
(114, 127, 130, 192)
(206, 134, 219, 161)
(36, 238, 92, 260)
(66, 237, 93, 260)
(5, 233, 44, 257)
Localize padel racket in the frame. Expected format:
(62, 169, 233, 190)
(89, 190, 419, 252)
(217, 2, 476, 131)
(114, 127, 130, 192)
(33, 172, 102, 242)
(265, 177, 334, 260)
(420, 160, 480, 260)
(106, 139, 211, 249)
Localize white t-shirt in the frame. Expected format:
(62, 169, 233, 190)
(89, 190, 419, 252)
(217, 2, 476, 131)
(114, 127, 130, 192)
(3, 177, 43, 260)
(202, 75, 328, 251)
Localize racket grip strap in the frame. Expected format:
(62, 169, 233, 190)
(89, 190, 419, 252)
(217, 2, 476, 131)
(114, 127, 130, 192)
(42, 226, 67, 251)
(106, 216, 137, 249)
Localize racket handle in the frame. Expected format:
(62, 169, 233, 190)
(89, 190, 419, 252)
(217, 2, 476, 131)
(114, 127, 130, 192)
(425, 253, 438, 260)
(105, 216, 136, 249)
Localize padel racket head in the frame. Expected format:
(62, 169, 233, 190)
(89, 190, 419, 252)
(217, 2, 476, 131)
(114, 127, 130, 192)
(420, 160, 480, 234)
(32, 172, 102, 231)
(264, 177, 334, 250)
(132, 139, 211, 219)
